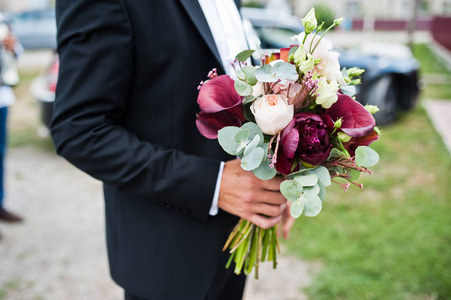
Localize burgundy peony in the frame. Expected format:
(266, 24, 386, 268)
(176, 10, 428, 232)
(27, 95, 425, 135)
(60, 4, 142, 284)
(276, 113, 332, 174)
(196, 75, 245, 139)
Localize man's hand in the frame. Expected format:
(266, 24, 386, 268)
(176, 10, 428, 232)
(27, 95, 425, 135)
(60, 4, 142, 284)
(278, 201, 296, 239)
(2, 34, 16, 52)
(218, 159, 287, 229)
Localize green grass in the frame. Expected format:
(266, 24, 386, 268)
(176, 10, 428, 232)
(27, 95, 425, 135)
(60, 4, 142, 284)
(9, 125, 55, 152)
(414, 44, 451, 100)
(413, 44, 451, 75)
(283, 46, 451, 299)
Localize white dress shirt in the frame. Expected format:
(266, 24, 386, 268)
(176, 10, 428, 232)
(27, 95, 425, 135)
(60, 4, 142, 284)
(198, 0, 248, 215)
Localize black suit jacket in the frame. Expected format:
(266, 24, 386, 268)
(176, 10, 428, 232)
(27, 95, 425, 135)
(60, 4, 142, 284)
(52, 0, 241, 298)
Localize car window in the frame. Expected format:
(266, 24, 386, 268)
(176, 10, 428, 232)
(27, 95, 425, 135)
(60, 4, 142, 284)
(254, 26, 298, 49)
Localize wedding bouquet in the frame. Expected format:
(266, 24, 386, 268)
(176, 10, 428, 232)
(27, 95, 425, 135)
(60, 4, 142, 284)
(196, 8, 381, 278)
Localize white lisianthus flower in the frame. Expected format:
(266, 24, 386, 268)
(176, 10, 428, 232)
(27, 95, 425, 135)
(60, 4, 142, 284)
(251, 94, 294, 135)
(293, 32, 345, 85)
(316, 77, 339, 109)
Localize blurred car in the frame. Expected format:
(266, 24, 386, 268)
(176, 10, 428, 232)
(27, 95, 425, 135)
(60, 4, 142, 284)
(7, 9, 57, 50)
(31, 8, 420, 129)
(241, 7, 420, 125)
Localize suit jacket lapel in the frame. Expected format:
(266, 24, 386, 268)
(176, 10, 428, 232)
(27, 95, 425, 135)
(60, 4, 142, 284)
(178, 0, 223, 72)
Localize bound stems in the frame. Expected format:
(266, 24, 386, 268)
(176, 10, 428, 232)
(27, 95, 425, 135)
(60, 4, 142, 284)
(224, 219, 280, 279)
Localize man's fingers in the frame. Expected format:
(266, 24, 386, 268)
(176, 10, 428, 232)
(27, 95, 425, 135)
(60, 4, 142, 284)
(252, 190, 287, 205)
(249, 214, 282, 229)
(283, 216, 296, 239)
(250, 203, 286, 218)
(260, 175, 284, 191)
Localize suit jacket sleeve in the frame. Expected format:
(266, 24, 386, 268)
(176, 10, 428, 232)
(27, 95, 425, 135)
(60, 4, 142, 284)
(51, 0, 222, 221)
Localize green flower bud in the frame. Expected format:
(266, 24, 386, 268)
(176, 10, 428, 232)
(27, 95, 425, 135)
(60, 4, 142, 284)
(334, 17, 343, 26)
(337, 132, 352, 142)
(334, 118, 343, 129)
(347, 67, 365, 77)
(364, 105, 380, 114)
(351, 78, 361, 85)
(374, 126, 381, 135)
(293, 44, 306, 66)
(301, 8, 317, 34)
(299, 54, 315, 73)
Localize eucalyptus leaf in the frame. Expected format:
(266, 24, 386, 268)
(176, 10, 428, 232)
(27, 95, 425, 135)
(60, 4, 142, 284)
(273, 62, 298, 80)
(255, 65, 277, 83)
(236, 49, 255, 62)
(288, 46, 299, 57)
(241, 65, 258, 86)
(293, 174, 318, 187)
(244, 135, 261, 157)
(218, 127, 240, 155)
(328, 148, 346, 159)
(241, 147, 264, 171)
(280, 180, 303, 202)
(242, 95, 258, 105)
(241, 122, 264, 146)
(253, 158, 277, 180)
(340, 85, 356, 97)
(303, 193, 322, 217)
(303, 184, 320, 197)
(290, 199, 304, 218)
(234, 129, 250, 143)
(309, 166, 331, 187)
(236, 143, 247, 156)
(236, 69, 245, 81)
(317, 181, 326, 202)
(349, 168, 361, 181)
(355, 146, 380, 167)
(234, 81, 253, 96)
(287, 166, 315, 179)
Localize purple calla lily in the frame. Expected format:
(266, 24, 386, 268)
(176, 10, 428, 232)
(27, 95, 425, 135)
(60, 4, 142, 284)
(326, 94, 376, 137)
(196, 75, 244, 139)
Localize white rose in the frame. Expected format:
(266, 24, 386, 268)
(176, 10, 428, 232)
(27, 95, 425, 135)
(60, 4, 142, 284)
(251, 94, 294, 135)
(252, 81, 265, 98)
(316, 77, 339, 109)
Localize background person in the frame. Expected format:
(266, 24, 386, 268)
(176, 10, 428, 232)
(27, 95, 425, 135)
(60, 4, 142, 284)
(0, 12, 23, 227)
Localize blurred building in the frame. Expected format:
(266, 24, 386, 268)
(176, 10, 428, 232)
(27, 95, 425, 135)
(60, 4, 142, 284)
(246, 0, 451, 18)
(0, 0, 52, 13)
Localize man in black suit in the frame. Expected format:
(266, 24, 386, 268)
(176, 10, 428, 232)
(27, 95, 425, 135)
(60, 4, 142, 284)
(52, 1, 292, 299)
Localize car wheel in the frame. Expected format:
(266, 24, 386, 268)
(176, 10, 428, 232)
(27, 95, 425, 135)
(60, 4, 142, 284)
(365, 76, 398, 125)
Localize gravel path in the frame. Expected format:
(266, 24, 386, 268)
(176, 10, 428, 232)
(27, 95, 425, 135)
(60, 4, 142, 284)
(0, 147, 315, 299)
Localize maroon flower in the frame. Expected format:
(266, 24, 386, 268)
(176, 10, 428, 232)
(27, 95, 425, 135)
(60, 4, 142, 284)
(343, 129, 380, 157)
(325, 93, 376, 138)
(196, 75, 245, 139)
(276, 113, 332, 174)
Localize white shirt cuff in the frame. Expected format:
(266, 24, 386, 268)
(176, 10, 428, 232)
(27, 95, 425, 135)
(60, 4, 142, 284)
(209, 161, 225, 216)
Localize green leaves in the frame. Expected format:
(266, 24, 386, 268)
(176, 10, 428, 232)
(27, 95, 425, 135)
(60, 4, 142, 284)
(218, 123, 277, 180)
(355, 146, 379, 167)
(235, 50, 255, 62)
(280, 165, 331, 218)
(234, 81, 253, 96)
(255, 62, 298, 83)
(280, 180, 303, 202)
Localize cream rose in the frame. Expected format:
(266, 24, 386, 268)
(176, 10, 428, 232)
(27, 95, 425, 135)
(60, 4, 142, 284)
(251, 94, 294, 135)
